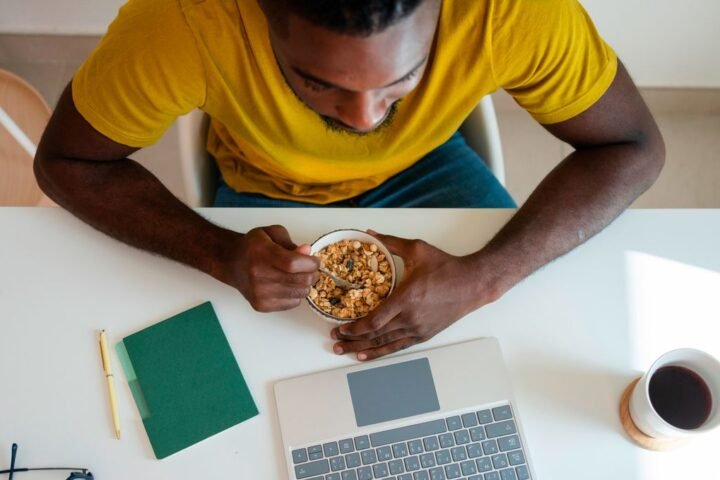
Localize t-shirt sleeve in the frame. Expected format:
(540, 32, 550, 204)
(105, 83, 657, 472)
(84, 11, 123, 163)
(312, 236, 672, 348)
(72, 0, 206, 147)
(490, 0, 617, 125)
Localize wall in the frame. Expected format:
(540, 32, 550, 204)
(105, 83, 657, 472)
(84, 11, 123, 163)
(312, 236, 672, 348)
(1, 0, 719, 87)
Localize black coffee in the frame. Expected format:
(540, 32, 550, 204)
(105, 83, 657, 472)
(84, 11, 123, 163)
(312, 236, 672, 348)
(648, 365, 712, 430)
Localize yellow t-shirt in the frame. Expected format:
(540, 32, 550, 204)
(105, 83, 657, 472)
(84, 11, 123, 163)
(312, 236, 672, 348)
(73, 0, 617, 204)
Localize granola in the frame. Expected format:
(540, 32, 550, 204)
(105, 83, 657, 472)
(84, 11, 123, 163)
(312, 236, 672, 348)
(309, 239, 393, 319)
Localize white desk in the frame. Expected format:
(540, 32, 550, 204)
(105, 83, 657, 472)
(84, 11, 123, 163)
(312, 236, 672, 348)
(1, 208, 719, 479)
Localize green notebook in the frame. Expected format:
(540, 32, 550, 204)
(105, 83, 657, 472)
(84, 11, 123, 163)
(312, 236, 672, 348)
(116, 301, 258, 459)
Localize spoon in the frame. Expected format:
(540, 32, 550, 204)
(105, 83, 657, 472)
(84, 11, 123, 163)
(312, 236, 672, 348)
(319, 267, 364, 289)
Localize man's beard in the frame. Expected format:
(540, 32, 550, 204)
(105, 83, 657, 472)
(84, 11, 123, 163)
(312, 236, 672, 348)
(319, 100, 401, 136)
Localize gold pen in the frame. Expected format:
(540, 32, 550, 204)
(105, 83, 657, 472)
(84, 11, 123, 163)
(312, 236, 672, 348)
(99, 329, 121, 439)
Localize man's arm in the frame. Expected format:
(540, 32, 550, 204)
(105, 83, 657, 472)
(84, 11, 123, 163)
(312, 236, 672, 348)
(35, 83, 319, 311)
(332, 61, 664, 359)
(468, 60, 664, 295)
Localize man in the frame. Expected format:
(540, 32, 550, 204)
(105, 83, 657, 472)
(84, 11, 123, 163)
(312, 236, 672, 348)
(35, 0, 664, 361)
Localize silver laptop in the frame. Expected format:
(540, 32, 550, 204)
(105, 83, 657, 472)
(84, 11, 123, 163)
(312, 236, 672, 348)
(275, 337, 536, 480)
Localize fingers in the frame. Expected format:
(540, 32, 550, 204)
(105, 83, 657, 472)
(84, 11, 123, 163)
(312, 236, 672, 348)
(333, 299, 403, 338)
(336, 331, 419, 361)
(333, 328, 408, 354)
(367, 229, 414, 257)
(263, 225, 297, 250)
(259, 231, 319, 274)
(261, 269, 320, 288)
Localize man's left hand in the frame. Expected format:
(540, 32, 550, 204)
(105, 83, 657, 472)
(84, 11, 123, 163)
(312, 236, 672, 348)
(330, 230, 501, 361)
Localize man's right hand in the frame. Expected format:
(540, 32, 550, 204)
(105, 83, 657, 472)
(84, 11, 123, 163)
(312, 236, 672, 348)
(220, 225, 320, 312)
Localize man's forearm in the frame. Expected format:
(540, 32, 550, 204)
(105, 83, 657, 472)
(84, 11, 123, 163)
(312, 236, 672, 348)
(467, 141, 664, 302)
(34, 155, 237, 281)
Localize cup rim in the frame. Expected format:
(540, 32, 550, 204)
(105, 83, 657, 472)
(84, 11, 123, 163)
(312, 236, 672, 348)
(642, 347, 720, 434)
(306, 229, 397, 324)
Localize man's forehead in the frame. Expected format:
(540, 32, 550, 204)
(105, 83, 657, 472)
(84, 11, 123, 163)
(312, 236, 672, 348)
(271, 6, 438, 91)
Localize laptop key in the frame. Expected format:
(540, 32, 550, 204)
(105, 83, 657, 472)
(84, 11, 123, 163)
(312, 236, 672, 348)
(309, 445, 324, 460)
(340, 439, 355, 454)
(362, 449, 377, 465)
(342, 471, 358, 480)
(420, 453, 436, 468)
(355, 436, 371, 450)
(389, 459, 405, 475)
(466, 443, 482, 458)
(453, 430, 470, 445)
(469, 427, 486, 442)
(500, 468, 517, 480)
(515, 466, 530, 480)
(330, 456, 346, 472)
(492, 406, 513, 421)
(429, 467, 446, 480)
(408, 439, 424, 455)
(370, 420, 447, 447)
(460, 460, 478, 476)
(413, 471, 429, 480)
(446, 416, 462, 431)
(444, 463, 461, 479)
(293, 448, 308, 464)
(507, 450, 524, 466)
(377, 446, 393, 461)
(357, 466, 373, 480)
(324, 442, 340, 457)
(491, 453, 509, 469)
(423, 436, 439, 451)
(295, 459, 330, 479)
(497, 435, 520, 452)
(484, 473, 500, 480)
(476, 410, 493, 424)
(481, 440, 498, 455)
(393, 443, 409, 458)
(346, 452, 362, 468)
(398, 475, 413, 480)
(476, 457, 492, 473)
(485, 421, 516, 439)
(373, 462, 389, 478)
(462, 412, 479, 428)
(327, 474, 341, 480)
(450, 446, 467, 462)
(438, 433, 455, 448)
(434, 449, 451, 465)
(404, 455, 421, 471)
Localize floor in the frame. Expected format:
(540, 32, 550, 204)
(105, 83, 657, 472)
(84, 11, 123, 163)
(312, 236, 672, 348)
(2, 34, 719, 208)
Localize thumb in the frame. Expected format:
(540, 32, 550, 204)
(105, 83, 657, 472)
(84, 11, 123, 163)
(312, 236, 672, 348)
(367, 229, 414, 258)
(295, 243, 313, 256)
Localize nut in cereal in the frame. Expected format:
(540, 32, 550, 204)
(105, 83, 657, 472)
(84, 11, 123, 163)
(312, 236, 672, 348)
(310, 239, 393, 319)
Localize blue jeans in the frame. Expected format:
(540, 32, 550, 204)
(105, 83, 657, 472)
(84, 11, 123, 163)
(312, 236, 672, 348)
(213, 132, 516, 208)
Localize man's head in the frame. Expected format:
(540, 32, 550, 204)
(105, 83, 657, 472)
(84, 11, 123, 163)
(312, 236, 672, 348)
(260, 0, 441, 135)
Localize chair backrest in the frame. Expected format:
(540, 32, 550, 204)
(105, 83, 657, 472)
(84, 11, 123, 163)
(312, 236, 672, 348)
(0, 69, 56, 206)
(458, 95, 506, 186)
(175, 96, 506, 207)
(176, 109, 214, 207)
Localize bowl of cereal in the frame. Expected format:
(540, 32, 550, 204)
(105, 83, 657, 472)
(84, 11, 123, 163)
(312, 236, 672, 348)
(307, 229, 397, 324)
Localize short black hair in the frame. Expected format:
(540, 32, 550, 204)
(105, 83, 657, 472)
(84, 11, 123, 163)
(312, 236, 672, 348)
(259, 0, 426, 37)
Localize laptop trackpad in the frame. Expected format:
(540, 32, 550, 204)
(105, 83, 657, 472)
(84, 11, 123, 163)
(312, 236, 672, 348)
(347, 357, 440, 427)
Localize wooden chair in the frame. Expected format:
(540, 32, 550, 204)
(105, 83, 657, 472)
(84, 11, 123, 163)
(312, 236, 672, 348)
(0, 69, 56, 206)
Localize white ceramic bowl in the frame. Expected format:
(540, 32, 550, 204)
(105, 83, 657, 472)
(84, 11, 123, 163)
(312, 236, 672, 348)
(306, 229, 398, 324)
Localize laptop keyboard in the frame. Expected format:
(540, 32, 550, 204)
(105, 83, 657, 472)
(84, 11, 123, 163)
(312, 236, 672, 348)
(291, 403, 531, 480)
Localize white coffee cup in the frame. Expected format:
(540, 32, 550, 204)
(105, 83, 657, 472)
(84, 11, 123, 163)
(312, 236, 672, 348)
(629, 348, 720, 439)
